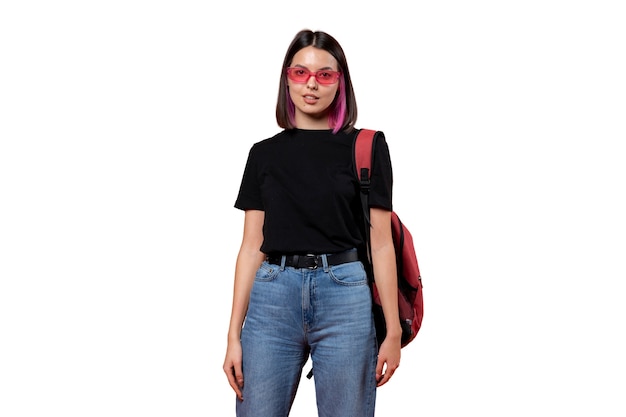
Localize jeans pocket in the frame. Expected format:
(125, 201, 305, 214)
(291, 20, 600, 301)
(328, 261, 368, 286)
(255, 261, 280, 282)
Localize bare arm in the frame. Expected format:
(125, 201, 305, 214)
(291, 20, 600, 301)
(369, 207, 402, 387)
(223, 209, 265, 400)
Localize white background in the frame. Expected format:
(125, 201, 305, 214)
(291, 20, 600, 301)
(1, 1, 625, 416)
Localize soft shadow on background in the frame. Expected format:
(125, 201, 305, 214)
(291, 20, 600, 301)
(1, 1, 625, 416)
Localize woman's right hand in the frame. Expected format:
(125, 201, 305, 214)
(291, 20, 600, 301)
(223, 340, 244, 400)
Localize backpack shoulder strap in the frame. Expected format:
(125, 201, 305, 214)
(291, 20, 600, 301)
(353, 128, 377, 183)
(353, 128, 378, 267)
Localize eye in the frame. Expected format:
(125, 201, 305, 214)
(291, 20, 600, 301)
(294, 69, 307, 76)
(318, 71, 332, 80)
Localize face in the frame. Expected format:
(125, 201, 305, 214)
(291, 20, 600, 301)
(287, 46, 340, 129)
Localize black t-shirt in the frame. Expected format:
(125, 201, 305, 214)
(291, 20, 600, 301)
(234, 128, 393, 254)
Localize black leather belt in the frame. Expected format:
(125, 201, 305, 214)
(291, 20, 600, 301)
(266, 250, 359, 269)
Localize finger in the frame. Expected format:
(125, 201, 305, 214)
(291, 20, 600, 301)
(224, 366, 244, 400)
(375, 357, 385, 383)
(234, 362, 245, 392)
(376, 368, 393, 387)
(376, 360, 400, 387)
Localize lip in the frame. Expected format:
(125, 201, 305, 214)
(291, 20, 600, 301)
(303, 94, 319, 105)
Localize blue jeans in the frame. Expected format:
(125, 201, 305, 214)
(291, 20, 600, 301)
(237, 253, 378, 417)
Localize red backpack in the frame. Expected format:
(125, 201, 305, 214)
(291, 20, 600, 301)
(354, 129, 424, 348)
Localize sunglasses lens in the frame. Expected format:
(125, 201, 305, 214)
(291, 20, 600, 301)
(287, 68, 309, 82)
(316, 71, 338, 85)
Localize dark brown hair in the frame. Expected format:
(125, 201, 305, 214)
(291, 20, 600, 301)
(276, 30, 358, 133)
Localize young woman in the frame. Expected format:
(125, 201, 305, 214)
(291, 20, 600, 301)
(223, 29, 401, 417)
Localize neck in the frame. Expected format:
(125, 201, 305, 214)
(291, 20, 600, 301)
(295, 113, 331, 130)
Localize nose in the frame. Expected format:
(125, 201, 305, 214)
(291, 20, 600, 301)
(306, 74, 318, 89)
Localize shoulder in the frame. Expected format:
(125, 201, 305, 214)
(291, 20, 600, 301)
(252, 130, 289, 148)
(354, 127, 386, 140)
(356, 128, 392, 166)
(354, 128, 390, 150)
(246, 130, 290, 158)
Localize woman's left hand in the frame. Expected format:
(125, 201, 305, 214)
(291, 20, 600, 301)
(375, 335, 401, 387)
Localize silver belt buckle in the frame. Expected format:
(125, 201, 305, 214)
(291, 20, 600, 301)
(305, 254, 318, 269)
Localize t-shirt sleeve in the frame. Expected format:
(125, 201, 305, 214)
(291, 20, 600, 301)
(368, 132, 393, 211)
(234, 144, 264, 211)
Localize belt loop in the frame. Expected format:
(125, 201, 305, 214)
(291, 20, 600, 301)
(321, 254, 330, 272)
(280, 255, 287, 270)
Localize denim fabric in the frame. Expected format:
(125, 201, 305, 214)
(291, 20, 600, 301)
(237, 254, 378, 417)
